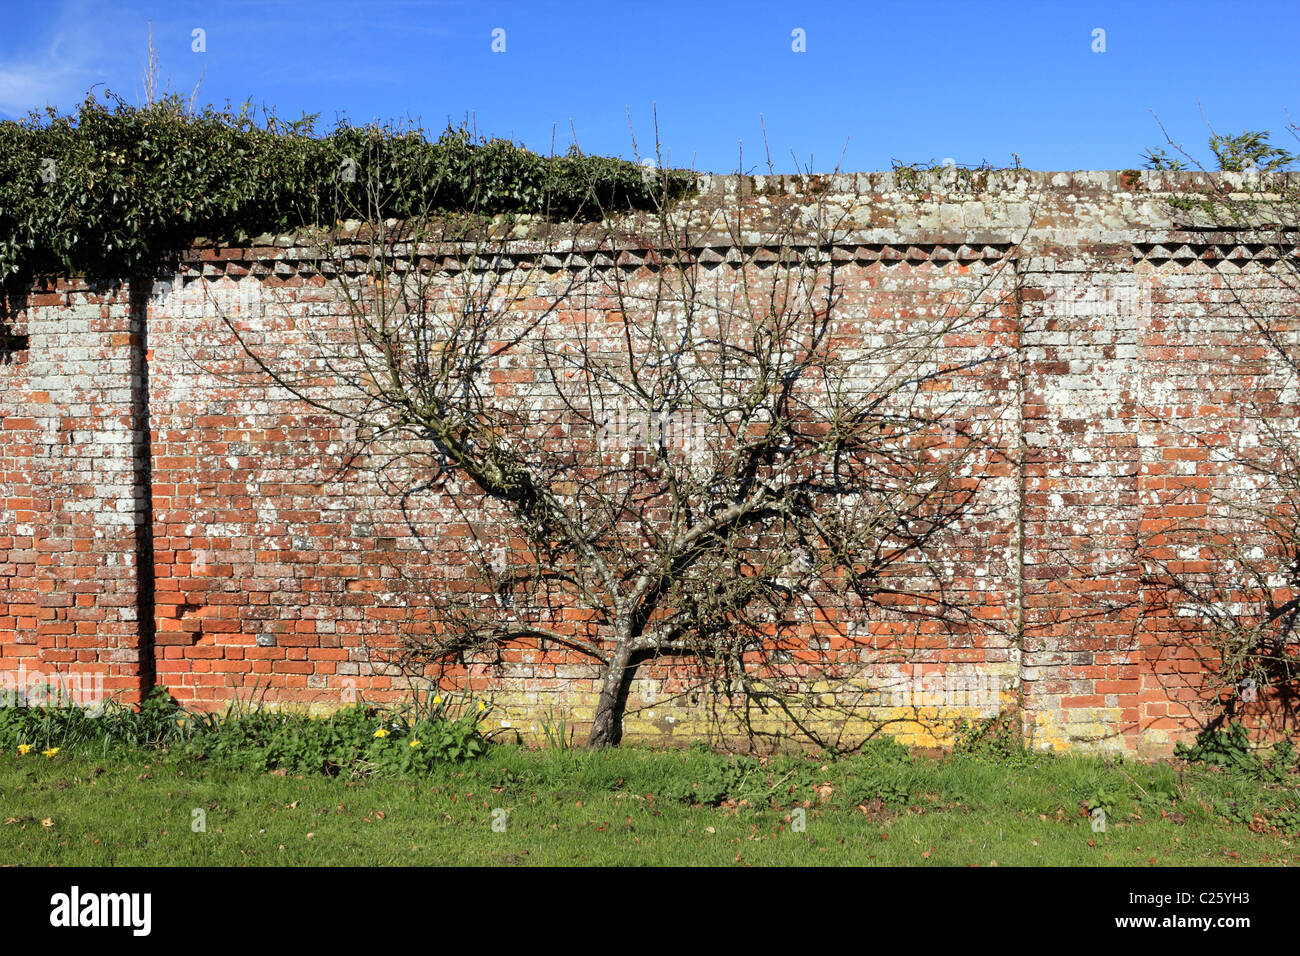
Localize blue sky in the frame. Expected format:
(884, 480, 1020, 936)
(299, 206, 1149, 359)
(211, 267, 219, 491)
(0, 0, 1296, 173)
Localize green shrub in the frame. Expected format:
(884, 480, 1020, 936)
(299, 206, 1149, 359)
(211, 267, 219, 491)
(1175, 722, 1257, 772)
(952, 712, 1029, 763)
(0, 686, 488, 776)
(0, 685, 187, 757)
(0, 91, 695, 288)
(1175, 722, 1298, 782)
(176, 699, 488, 776)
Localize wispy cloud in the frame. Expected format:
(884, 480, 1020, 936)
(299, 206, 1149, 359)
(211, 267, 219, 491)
(0, 56, 92, 115)
(0, 1, 140, 115)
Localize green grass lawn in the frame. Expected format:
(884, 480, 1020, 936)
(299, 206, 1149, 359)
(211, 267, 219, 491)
(1, 743, 1297, 866)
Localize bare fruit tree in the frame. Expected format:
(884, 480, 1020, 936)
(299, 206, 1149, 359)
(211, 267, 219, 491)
(219, 151, 1022, 749)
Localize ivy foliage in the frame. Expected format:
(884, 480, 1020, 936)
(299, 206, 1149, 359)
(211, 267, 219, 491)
(0, 91, 694, 286)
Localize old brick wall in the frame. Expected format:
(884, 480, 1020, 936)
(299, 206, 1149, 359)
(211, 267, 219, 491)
(2, 170, 1296, 753)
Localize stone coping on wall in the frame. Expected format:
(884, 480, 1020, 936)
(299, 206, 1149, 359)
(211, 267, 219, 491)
(141, 170, 1294, 280)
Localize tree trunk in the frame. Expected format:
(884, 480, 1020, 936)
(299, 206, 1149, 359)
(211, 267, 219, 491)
(586, 640, 636, 748)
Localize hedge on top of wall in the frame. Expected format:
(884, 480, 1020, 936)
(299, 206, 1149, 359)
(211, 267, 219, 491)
(0, 91, 695, 288)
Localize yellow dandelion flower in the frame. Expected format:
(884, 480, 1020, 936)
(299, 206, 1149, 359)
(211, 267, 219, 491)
(373, 728, 388, 738)
(477, 700, 486, 712)
(42, 747, 59, 758)
(17, 744, 33, 756)
(410, 739, 422, 749)
(433, 695, 443, 706)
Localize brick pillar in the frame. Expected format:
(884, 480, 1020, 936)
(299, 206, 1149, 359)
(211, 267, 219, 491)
(0, 292, 38, 682)
(1018, 251, 1145, 752)
(20, 278, 154, 704)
